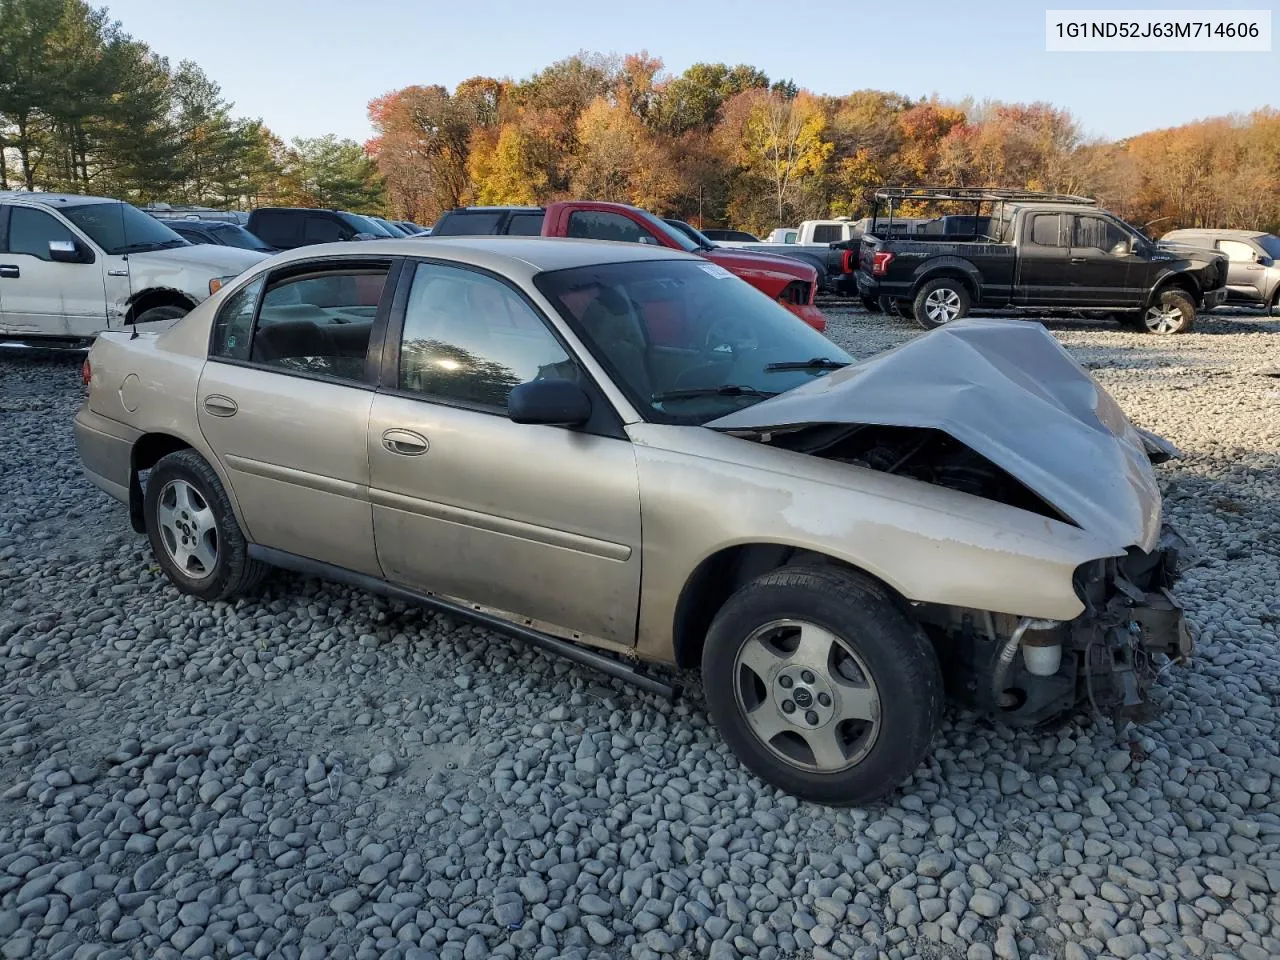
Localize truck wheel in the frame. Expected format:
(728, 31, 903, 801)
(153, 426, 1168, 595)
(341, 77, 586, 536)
(701, 565, 943, 806)
(144, 449, 269, 601)
(913, 278, 970, 330)
(1142, 289, 1195, 334)
(860, 294, 881, 313)
(1268, 290, 1279, 317)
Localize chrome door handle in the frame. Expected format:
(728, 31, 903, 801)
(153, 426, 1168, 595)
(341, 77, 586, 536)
(382, 429, 429, 456)
(0, 265, 18, 279)
(1069, 257, 1086, 263)
(203, 395, 238, 417)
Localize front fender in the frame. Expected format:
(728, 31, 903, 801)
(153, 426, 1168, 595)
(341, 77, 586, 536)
(627, 424, 1120, 664)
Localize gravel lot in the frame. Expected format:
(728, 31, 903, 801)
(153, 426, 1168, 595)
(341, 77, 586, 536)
(2, 306, 1279, 960)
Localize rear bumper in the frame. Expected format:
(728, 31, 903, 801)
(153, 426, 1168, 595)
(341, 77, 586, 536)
(786, 303, 826, 332)
(73, 405, 139, 504)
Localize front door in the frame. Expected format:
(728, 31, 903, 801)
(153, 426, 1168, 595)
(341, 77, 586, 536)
(1067, 214, 1138, 306)
(0, 204, 107, 337)
(1015, 213, 1073, 306)
(1217, 238, 1266, 303)
(195, 258, 395, 575)
(368, 260, 642, 645)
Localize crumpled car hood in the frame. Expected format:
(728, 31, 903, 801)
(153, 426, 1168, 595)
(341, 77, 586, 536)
(708, 318, 1167, 552)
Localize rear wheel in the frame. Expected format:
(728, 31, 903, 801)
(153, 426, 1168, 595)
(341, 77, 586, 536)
(144, 449, 268, 601)
(860, 294, 881, 313)
(701, 565, 943, 806)
(912, 278, 971, 330)
(1142, 288, 1196, 334)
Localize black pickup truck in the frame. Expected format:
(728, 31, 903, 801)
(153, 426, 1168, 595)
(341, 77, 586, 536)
(855, 188, 1229, 334)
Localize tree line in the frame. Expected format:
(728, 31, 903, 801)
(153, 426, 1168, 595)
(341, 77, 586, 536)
(0, 0, 384, 211)
(369, 52, 1280, 236)
(4, 0, 1278, 237)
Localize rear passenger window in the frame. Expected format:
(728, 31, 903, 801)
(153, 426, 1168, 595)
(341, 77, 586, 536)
(507, 213, 545, 236)
(397, 262, 576, 411)
(566, 211, 649, 244)
(241, 264, 389, 382)
(811, 224, 841, 243)
(432, 211, 505, 236)
(211, 277, 264, 361)
(1029, 215, 1063, 247)
(251, 212, 296, 248)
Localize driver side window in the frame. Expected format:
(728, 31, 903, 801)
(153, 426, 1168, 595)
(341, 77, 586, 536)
(7, 207, 78, 261)
(1072, 216, 1128, 255)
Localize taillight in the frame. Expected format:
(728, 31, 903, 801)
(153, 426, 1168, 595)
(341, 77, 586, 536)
(871, 251, 895, 277)
(81, 357, 92, 388)
(840, 250, 855, 274)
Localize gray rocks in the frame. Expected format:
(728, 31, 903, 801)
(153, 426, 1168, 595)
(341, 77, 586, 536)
(2, 316, 1279, 960)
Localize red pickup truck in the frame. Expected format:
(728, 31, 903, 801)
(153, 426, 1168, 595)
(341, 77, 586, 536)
(430, 201, 826, 331)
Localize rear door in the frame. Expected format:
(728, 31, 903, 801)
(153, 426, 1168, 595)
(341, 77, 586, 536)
(250, 211, 302, 250)
(0, 203, 107, 337)
(1216, 238, 1265, 303)
(196, 256, 398, 574)
(366, 259, 642, 645)
(1014, 212, 1072, 306)
(1067, 213, 1138, 305)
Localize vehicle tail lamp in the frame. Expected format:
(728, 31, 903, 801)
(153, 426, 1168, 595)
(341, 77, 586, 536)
(81, 358, 92, 388)
(841, 250, 856, 274)
(871, 251, 895, 277)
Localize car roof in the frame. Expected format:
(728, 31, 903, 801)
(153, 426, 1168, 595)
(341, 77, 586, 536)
(262, 236, 695, 275)
(0, 191, 119, 208)
(1163, 227, 1267, 240)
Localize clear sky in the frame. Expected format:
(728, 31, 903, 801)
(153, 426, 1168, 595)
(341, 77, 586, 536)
(101, 0, 1276, 144)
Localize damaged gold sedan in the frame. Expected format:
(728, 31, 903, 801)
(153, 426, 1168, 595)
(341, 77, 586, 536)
(74, 239, 1193, 805)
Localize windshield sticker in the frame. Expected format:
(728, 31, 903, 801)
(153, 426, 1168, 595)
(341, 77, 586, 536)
(698, 263, 734, 280)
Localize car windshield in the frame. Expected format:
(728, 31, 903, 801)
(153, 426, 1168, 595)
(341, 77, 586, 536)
(210, 223, 274, 251)
(339, 212, 393, 237)
(534, 259, 850, 424)
(1257, 235, 1280, 258)
(374, 218, 408, 237)
(62, 201, 188, 254)
(636, 210, 701, 253)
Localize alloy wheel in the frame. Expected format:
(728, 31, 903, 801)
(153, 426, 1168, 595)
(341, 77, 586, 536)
(1144, 304, 1185, 334)
(924, 288, 962, 324)
(733, 619, 881, 772)
(157, 479, 219, 578)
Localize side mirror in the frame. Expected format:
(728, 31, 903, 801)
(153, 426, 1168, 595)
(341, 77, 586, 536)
(1256, 253, 1273, 266)
(507, 379, 591, 427)
(49, 239, 92, 264)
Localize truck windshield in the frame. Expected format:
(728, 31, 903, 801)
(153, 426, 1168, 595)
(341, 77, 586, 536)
(534, 259, 850, 424)
(63, 201, 188, 254)
(1257, 235, 1280, 258)
(339, 213, 394, 237)
(637, 211, 702, 253)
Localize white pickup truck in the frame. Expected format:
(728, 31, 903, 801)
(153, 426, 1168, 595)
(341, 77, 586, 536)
(715, 218, 865, 292)
(0, 192, 268, 348)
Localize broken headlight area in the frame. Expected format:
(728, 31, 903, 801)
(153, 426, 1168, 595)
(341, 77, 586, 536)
(918, 524, 1194, 729)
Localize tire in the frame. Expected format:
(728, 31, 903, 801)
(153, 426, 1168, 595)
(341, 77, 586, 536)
(1268, 290, 1280, 317)
(701, 564, 943, 806)
(878, 296, 898, 316)
(859, 294, 881, 313)
(1141, 288, 1195, 334)
(144, 449, 268, 601)
(133, 304, 190, 325)
(912, 278, 971, 330)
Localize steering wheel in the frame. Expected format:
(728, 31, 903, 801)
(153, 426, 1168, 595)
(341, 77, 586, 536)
(702, 315, 758, 355)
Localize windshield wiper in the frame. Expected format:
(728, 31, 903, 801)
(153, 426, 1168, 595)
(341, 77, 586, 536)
(652, 385, 779, 402)
(114, 239, 185, 253)
(764, 357, 851, 372)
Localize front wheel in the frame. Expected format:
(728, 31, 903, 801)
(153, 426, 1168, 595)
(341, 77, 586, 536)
(912, 278, 971, 330)
(1142, 289, 1196, 334)
(133, 304, 190, 326)
(144, 449, 268, 601)
(701, 565, 943, 806)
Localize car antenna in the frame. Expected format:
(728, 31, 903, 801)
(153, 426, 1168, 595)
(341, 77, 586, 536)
(124, 200, 139, 340)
